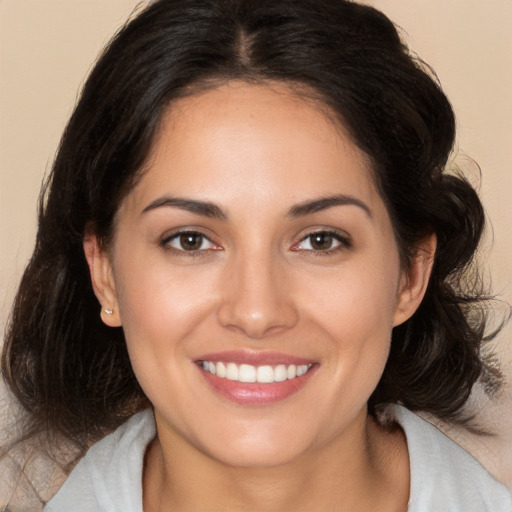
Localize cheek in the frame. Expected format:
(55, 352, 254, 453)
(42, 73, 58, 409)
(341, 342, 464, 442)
(111, 254, 218, 360)
(303, 260, 400, 338)
(111, 262, 220, 421)
(298, 256, 400, 386)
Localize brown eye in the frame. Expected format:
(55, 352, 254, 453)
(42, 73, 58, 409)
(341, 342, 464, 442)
(309, 233, 334, 250)
(164, 231, 215, 252)
(180, 233, 204, 250)
(294, 231, 351, 253)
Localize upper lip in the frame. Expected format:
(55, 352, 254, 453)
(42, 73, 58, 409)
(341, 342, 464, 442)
(196, 350, 315, 366)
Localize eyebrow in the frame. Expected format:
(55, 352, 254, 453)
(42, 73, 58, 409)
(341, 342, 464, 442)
(141, 193, 372, 220)
(288, 195, 373, 218)
(141, 196, 227, 219)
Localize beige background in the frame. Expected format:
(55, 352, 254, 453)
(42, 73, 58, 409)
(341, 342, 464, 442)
(1, 0, 511, 487)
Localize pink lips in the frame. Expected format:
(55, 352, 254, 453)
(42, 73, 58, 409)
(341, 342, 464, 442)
(196, 350, 317, 405)
(197, 350, 314, 366)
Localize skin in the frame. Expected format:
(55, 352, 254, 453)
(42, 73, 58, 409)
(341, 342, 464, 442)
(84, 81, 435, 511)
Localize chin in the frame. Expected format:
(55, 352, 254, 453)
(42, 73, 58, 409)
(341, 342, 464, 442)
(204, 437, 311, 469)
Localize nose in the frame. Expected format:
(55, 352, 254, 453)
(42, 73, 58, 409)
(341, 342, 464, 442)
(217, 252, 299, 339)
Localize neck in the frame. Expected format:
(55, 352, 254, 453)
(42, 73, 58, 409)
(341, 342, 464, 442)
(143, 411, 410, 512)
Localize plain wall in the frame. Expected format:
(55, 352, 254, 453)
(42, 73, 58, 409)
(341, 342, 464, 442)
(1, 0, 511, 486)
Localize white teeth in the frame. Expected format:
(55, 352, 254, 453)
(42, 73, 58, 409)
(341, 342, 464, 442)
(201, 361, 312, 383)
(226, 362, 239, 381)
(297, 364, 308, 377)
(256, 365, 274, 383)
(274, 364, 288, 382)
(216, 362, 226, 378)
(238, 364, 257, 383)
(287, 364, 297, 379)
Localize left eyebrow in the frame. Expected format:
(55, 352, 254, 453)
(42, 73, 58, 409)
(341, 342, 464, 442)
(288, 195, 373, 219)
(141, 196, 227, 220)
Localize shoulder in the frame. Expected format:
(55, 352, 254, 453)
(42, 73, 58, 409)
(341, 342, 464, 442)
(383, 404, 511, 512)
(44, 409, 155, 512)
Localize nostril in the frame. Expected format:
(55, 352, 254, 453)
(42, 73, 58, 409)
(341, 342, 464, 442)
(216, 261, 299, 337)
(216, 299, 299, 339)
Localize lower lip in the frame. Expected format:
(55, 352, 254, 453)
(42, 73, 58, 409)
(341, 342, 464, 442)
(198, 365, 317, 405)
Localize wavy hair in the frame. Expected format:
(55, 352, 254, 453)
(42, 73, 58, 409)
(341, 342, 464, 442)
(2, 0, 503, 457)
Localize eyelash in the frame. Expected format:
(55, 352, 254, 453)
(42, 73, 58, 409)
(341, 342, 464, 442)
(293, 230, 352, 256)
(160, 229, 351, 258)
(160, 230, 219, 257)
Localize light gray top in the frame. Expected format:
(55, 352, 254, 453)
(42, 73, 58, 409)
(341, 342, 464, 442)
(44, 405, 512, 512)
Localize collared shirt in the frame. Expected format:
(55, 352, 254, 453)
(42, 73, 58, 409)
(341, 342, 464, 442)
(44, 406, 512, 512)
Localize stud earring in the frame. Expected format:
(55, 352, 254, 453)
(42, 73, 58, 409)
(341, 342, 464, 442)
(104, 309, 114, 316)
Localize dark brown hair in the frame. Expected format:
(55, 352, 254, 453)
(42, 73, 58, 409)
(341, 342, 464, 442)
(2, 0, 503, 455)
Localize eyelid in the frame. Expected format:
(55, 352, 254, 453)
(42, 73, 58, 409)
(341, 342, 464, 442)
(291, 228, 352, 252)
(160, 228, 221, 253)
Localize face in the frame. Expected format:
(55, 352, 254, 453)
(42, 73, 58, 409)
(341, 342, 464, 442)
(86, 81, 431, 468)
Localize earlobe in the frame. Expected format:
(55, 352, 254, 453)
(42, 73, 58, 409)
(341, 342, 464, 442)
(83, 234, 122, 327)
(393, 233, 437, 327)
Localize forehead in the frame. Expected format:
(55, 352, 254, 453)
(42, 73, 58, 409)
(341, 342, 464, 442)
(121, 81, 383, 219)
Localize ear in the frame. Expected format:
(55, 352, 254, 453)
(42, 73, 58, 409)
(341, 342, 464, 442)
(83, 233, 122, 327)
(393, 233, 437, 327)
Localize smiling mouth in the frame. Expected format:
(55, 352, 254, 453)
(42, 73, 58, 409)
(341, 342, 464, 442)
(197, 361, 313, 384)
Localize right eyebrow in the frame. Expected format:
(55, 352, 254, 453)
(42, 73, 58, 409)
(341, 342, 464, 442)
(288, 194, 373, 219)
(140, 196, 227, 220)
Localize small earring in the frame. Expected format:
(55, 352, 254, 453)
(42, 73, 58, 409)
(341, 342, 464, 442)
(104, 308, 114, 316)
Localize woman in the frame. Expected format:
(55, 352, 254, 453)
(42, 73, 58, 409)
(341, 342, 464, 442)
(1, 0, 510, 510)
